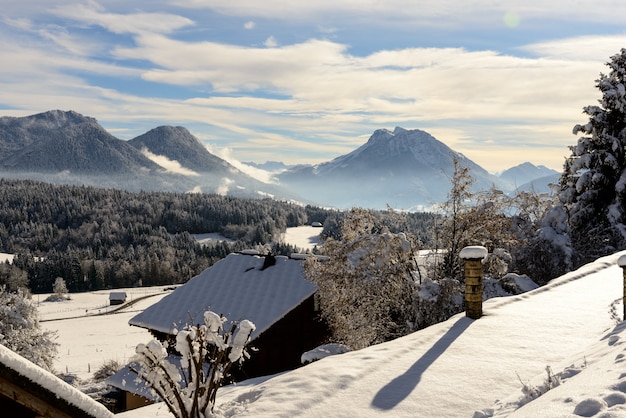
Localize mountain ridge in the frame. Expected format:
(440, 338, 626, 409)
(0, 110, 302, 201)
(0, 110, 558, 209)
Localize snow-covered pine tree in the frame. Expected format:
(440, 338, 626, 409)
(130, 311, 255, 418)
(0, 286, 58, 371)
(559, 48, 626, 264)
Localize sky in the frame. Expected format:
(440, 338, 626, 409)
(2, 1, 626, 173)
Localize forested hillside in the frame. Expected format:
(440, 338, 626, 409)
(0, 179, 438, 294)
(0, 179, 312, 293)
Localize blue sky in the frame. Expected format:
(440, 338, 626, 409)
(2, 1, 626, 172)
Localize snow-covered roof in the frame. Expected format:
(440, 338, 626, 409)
(129, 253, 317, 340)
(0, 343, 113, 418)
(109, 291, 127, 300)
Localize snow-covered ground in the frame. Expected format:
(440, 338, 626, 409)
(39, 287, 172, 380)
(190, 233, 236, 246)
(281, 225, 322, 251)
(117, 252, 626, 417)
(189, 226, 321, 250)
(0, 252, 14, 263)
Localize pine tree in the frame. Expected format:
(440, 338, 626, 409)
(559, 48, 626, 264)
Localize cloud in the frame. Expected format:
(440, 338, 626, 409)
(205, 145, 277, 184)
(216, 178, 234, 196)
(173, 0, 626, 26)
(140, 148, 200, 176)
(52, 2, 194, 35)
(1, 0, 623, 173)
(264, 36, 278, 48)
(520, 34, 626, 61)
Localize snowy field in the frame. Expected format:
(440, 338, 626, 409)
(118, 252, 626, 417)
(39, 287, 172, 380)
(190, 226, 322, 251)
(281, 225, 322, 250)
(0, 252, 14, 263)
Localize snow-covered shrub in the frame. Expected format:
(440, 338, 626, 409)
(130, 311, 255, 418)
(516, 366, 561, 407)
(301, 343, 351, 365)
(483, 248, 511, 278)
(0, 286, 58, 371)
(414, 277, 464, 329)
(93, 359, 122, 381)
(512, 205, 573, 285)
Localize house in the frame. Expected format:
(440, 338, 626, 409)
(0, 343, 113, 418)
(108, 251, 330, 410)
(108, 292, 127, 306)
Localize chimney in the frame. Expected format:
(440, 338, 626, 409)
(460, 246, 488, 319)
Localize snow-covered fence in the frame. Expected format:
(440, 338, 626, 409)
(460, 246, 488, 319)
(617, 255, 626, 321)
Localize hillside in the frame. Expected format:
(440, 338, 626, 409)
(116, 251, 626, 417)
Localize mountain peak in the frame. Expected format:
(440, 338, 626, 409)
(129, 125, 233, 173)
(393, 126, 407, 135)
(31, 110, 96, 127)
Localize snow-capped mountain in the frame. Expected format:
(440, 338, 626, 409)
(129, 126, 234, 174)
(277, 127, 504, 210)
(498, 162, 559, 189)
(0, 110, 302, 201)
(243, 161, 294, 173)
(0, 110, 160, 174)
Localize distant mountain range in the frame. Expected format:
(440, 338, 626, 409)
(0, 110, 560, 210)
(0, 110, 301, 201)
(275, 127, 559, 209)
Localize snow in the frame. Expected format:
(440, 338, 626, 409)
(40, 288, 170, 380)
(118, 251, 626, 418)
(0, 343, 113, 417)
(301, 343, 351, 364)
(282, 225, 322, 250)
(460, 245, 488, 259)
(128, 253, 316, 340)
(190, 233, 235, 245)
(0, 252, 14, 263)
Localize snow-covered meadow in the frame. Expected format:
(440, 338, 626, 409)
(39, 287, 171, 380)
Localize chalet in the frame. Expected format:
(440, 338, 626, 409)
(0, 343, 113, 418)
(108, 251, 330, 410)
(108, 292, 127, 306)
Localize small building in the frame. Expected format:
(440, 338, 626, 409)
(108, 292, 127, 306)
(0, 343, 113, 418)
(108, 251, 329, 410)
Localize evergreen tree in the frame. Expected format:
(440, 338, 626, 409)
(559, 48, 626, 264)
